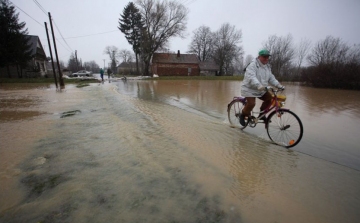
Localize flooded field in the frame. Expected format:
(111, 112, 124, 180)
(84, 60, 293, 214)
(1, 80, 360, 223)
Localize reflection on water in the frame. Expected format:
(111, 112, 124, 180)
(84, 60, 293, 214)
(118, 80, 360, 170)
(1, 82, 360, 223)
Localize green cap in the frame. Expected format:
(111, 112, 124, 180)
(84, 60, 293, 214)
(259, 49, 271, 56)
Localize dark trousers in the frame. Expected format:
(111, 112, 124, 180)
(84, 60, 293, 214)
(242, 91, 273, 116)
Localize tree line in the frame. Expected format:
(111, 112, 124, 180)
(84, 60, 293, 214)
(118, 0, 359, 89)
(66, 53, 100, 74)
(187, 24, 242, 76)
(2, 0, 359, 89)
(0, 0, 101, 77)
(261, 34, 360, 89)
(0, 0, 32, 78)
(119, 0, 188, 76)
(188, 27, 360, 89)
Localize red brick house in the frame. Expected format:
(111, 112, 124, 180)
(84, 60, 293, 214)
(151, 51, 199, 76)
(199, 61, 219, 76)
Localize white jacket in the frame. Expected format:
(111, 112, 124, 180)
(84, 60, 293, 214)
(241, 58, 281, 97)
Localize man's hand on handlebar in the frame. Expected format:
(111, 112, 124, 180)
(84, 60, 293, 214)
(258, 85, 285, 92)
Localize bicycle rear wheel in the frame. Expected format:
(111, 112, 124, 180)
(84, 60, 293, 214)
(227, 100, 249, 129)
(266, 109, 303, 148)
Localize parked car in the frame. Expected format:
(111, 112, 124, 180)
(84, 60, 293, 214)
(70, 70, 92, 77)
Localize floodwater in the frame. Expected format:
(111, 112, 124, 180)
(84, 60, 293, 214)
(0, 80, 360, 223)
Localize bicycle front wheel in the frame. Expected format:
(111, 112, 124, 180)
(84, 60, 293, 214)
(266, 109, 303, 148)
(227, 100, 248, 129)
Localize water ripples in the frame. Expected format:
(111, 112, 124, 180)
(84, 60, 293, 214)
(1, 82, 360, 223)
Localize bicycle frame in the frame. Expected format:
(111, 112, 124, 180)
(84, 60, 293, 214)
(228, 88, 288, 126)
(227, 88, 303, 148)
(257, 94, 289, 121)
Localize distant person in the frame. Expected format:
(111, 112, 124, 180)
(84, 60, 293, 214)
(240, 49, 285, 126)
(100, 68, 104, 82)
(107, 68, 112, 80)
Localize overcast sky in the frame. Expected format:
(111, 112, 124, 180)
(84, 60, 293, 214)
(11, 0, 360, 68)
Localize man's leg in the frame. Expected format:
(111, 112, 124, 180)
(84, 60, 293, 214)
(258, 92, 273, 121)
(259, 91, 273, 111)
(242, 97, 256, 116)
(240, 97, 255, 126)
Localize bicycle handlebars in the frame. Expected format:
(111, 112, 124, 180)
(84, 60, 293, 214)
(265, 86, 285, 93)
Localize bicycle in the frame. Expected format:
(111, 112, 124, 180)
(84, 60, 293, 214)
(227, 87, 303, 148)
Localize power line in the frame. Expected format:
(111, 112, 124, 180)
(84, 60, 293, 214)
(64, 30, 119, 39)
(186, 0, 197, 5)
(179, 0, 196, 5)
(53, 20, 73, 52)
(40, 30, 119, 47)
(32, 0, 47, 16)
(55, 39, 72, 53)
(10, 1, 71, 54)
(31, 0, 73, 52)
(10, 1, 44, 27)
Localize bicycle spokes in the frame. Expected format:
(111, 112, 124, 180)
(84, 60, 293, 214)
(266, 110, 303, 148)
(227, 100, 248, 130)
(281, 125, 290, 130)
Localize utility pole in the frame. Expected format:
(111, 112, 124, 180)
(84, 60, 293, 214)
(112, 50, 115, 73)
(44, 22, 58, 89)
(48, 12, 65, 89)
(103, 59, 105, 69)
(75, 50, 78, 71)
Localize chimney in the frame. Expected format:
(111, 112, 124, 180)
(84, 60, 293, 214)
(177, 50, 180, 57)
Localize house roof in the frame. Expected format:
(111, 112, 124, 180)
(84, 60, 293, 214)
(199, 61, 219, 71)
(152, 52, 199, 64)
(26, 35, 46, 59)
(117, 62, 136, 68)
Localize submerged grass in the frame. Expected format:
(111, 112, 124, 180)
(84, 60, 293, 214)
(21, 174, 63, 196)
(60, 110, 81, 118)
(76, 83, 90, 88)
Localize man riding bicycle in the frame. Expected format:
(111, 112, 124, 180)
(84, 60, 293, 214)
(240, 49, 285, 126)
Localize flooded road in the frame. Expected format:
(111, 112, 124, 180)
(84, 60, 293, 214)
(1, 81, 360, 223)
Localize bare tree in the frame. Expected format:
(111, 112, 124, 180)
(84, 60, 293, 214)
(303, 36, 360, 89)
(118, 49, 134, 63)
(263, 34, 295, 77)
(83, 60, 100, 73)
(136, 0, 189, 76)
(212, 23, 243, 75)
(104, 46, 118, 61)
(292, 38, 312, 77)
(347, 44, 360, 64)
(67, 53, 77, 72)
(187, 25, 214, 61)
(307, 36, 353, 66)
(296, 38, 311, 68)
(232, 55, 244, 75)
(104, 46, 119, 72)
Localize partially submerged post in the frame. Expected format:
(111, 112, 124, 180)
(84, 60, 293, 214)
(44, 22, 58, 89)
(48, 12, 65, 89)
